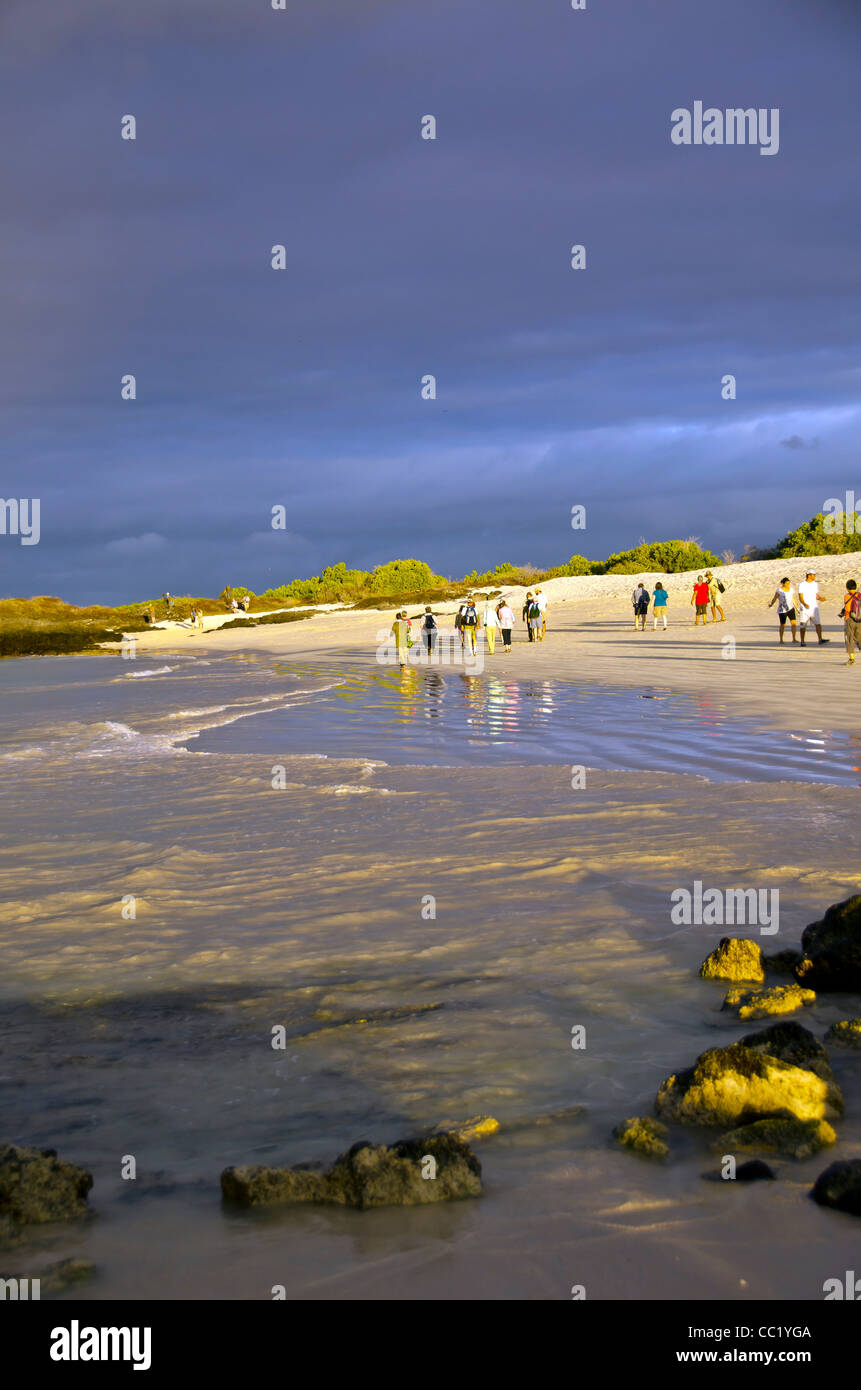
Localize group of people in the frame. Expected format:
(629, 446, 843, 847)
(389, 590, 549, 665)
(630, 571, 726, 630)
(768, 570, 861, 664)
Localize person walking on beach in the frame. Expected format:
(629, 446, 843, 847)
(652, 582, 669, 629)
(523, 592, 536, 641)
(163, 591, 173, 617)
(535, 588, 547, 640)
(767, 578, 798, 644)
(526, 594, 542, 643)
(632, 582, 650, 631)
(797, 572, 830, 646)
(705, 570, 725, 623)
(461, 596, 478, 655)
(421, 606, 438, 657)
(455, 599, 469, 650)
(840, 579, 861, 666)
(498, 599, 515, 652)
(692, 575, 710, 626)
(482, 597, 499, 654)
(391, 611, 409, 667)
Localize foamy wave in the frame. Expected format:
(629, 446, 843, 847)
(125, 666, 174, 678)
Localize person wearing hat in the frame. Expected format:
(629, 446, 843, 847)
(704, 570, 725, 623)
(797, 572, 830, 646)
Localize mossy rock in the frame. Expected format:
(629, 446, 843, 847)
(825, 1019, 861, 1049)
(0, 1144, 93, 1226)
(655, 1044, 843, 1127)
(800, 895, 861, 991)
(613, 1116, 669, 1159)
(700, 937, 764, 983)
(436, 1116, 499, 1143)
(739, 1021, 835, 1083)
(717, 1116, 837, 1160)
(722, 983, 815, 1021)
(221, 1133, 481, 1210)
(810, 1159, 861, 1216)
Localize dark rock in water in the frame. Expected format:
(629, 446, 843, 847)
(0, 1144, 93, 1225)
(763, 949, 805, 976)
(39, 1259, 97, 1294)
(655, 1044, 843, 1126)
(613, 1116, 668, 1159)
(716, 1116, 836, 1160)
(825, 1018, 861, 1049)
(810, 1159, 861, 1216)
(798, 895, 861, 991)
(699, 937, 764, 983)
(739, 1021, 835, 1083)
(221, 1133, 482, 1210)
(736, 1160, 776, 1182)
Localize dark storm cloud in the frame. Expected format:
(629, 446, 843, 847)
(0, 0, 859, 601)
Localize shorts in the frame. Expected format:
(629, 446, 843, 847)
(778, 608, 796, 625)
(696, 604, 708, 615)
(801, 608, 820, 627)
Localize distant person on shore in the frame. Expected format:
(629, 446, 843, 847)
(652, 582, 668, 629)
(632, 582, 650, 631)
(526, 594, 542, 643)
(840, 579, 861, 666)
(691, 575, 710, 626)
(391, 611, 409, 667)
(498, 599, 515, 652)
(230, 598, 239, 613)
(163, 591, 173, 617)
(705, 570, 725, 622)
(523, 592, 535, 641)
(241, 594, 251, 613)
(482, 597, 499, 654)
(196, 607, 205, 632)
(767, 578, 798, 644)
(455, 599, 469, 649)
(535, 588, 547, 640)
(421, 606, 438, 656)
(797, 572, 829, 646)
(461, 597, 478, 654)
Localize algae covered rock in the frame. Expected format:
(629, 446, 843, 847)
(810, 1159, 861, 1216)
(717, 1116, 836, 1160)
(655, 1044, 843, 1127)
(739, 1021, 835, 1083)
(825, 1019, 861, 1049)
(722, 982, 815, 1021)
(221, 1133, 482, 1210)
(436, 1115, 499, 1143)
(700, 937, 764, 983)
(0, 1144, 93, 1226)
(613, 1116, 669, 1159)
(799, 895, 861, 991)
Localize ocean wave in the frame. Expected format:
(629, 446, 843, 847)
(124, 666, 175, 678)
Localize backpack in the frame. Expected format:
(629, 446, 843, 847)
(716, 580, 726, 593)
(462, 607, 477, 626)
(528, 601, 541, 620)
(424, 614, 437, 629)
(848, 591, 861, 620)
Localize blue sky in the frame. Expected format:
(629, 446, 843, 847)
(1, 0, 860, 603)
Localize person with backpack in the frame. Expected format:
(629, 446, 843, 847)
(767, 577, 798, 644)
(497, 599, 515, 652)
(632, 582, 650, 631)
(840, 579, 861, 666)
(526, 595, 542, 643)
(421, 606, 438, 657)
(704, 570, 725, 622)
(460, 597, 478, 655)
(455, 600, 468, 650)
(482, 597, 500, 654)
(652, 582, 669, 630)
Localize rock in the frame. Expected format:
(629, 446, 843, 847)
(736, 1160, 776, 1182)
(613, 1116, 669, 1159)
(825, 1019, 861, 1049)
(810, 1159, 861, 1216)
(763, 949, 805, 976)
(798, 895, 861, 991)
(435, 1116, 499, 1143)
(0, 1144, 93, 1226)
(722, 983, 815, 1020)
(39, 1259, 97, 1294)
(716, 1116, 836, 1160)
(700, 937, 764, 983)
(221, 1133, 482, 1210)
(739, 1021, 835, 1083)
(655, 1044, 844, 1127)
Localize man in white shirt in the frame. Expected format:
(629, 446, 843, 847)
(535, 588, 547, 640)
(797, 572, 830, 646)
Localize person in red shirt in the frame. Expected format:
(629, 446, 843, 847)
(691, 575, 710, 626)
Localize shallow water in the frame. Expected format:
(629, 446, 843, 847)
(1, 651, 859, 1300)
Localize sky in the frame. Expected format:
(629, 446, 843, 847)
(1, 0, 860, 604)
